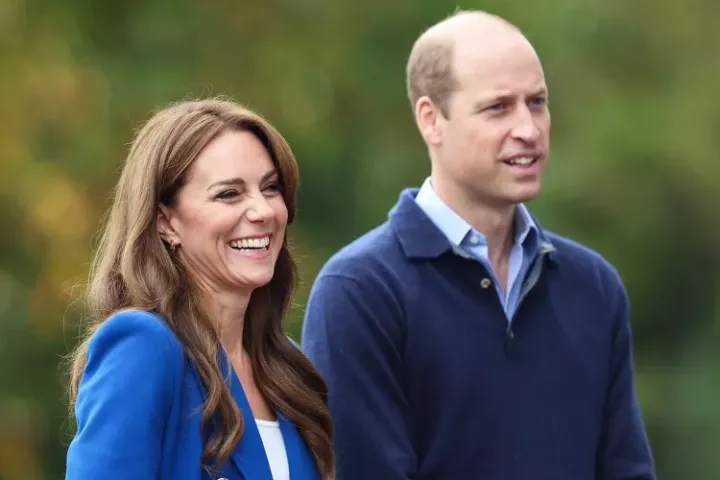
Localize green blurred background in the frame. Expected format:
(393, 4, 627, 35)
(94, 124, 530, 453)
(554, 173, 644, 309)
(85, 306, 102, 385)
(1, 0, 718, 478)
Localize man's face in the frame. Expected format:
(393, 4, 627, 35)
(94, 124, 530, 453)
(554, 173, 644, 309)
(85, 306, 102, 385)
(432, 32, 551, 208)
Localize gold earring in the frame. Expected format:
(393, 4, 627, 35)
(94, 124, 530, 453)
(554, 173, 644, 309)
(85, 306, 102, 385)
(170, 241, 176, 251)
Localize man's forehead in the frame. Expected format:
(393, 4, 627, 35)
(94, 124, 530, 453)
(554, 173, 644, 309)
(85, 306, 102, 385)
(452, 24, 535, 60)
(450, 29, 542, 78)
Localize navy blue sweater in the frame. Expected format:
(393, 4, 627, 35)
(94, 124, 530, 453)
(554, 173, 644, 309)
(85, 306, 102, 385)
(302, 188, 655, 480)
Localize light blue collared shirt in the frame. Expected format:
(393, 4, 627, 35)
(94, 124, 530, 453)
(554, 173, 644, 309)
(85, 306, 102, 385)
(414, 177, 539, 320)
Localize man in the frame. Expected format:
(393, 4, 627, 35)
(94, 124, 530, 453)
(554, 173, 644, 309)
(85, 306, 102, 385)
(302, 10, 655, 480)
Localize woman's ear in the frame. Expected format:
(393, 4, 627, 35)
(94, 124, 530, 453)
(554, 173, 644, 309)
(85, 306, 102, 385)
(157, 204, 181, 248)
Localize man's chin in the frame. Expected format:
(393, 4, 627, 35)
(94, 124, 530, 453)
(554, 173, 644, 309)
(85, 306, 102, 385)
(508, 183, 542, 204)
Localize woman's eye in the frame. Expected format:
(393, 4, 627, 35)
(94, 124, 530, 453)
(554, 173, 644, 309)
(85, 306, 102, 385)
(216, 190, 238, 200)
(265, 182, 282, 193)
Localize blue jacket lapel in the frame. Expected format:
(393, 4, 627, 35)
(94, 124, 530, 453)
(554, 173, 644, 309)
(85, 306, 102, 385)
(217, 349, 321, 480)
(278, 414, 321, 480)
(217, 351, 274, 480)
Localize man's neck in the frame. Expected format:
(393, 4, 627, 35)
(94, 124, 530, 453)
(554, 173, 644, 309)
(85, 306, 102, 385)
(430, 176, 517, 265)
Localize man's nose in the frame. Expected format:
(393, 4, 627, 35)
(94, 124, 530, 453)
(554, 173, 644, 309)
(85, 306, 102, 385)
(510, 107, 541, 143)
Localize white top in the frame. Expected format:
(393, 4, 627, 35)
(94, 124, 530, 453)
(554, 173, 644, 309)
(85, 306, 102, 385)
(256, 419, 290, 480)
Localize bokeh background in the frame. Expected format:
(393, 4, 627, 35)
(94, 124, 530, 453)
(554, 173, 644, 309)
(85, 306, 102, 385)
(1, 0, 719, 478)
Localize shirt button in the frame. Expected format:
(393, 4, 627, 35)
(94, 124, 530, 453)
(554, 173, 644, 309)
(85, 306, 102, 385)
(480, 278, 492, 289)
(469, 236, 480, 245)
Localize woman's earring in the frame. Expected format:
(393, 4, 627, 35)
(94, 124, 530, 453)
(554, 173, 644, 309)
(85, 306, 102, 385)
(170, 241, 176, 251)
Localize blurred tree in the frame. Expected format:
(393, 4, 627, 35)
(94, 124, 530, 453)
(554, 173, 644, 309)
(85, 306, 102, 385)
(0, 0, 718, 478)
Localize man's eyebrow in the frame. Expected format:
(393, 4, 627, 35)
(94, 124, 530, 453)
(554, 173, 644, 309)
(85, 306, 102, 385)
(529, 87, 548, 97)
(473, 93, 513, 110)
(472, 88, 549, 110)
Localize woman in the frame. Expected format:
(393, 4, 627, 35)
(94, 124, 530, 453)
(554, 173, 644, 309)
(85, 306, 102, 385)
(65, 98, 334, 480)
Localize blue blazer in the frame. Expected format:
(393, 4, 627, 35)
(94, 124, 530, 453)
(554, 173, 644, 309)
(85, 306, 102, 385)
(65, 309, 321, 480)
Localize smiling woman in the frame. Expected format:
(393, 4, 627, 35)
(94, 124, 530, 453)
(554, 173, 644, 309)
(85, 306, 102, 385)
(64, 98, 334, 480)
(157, 129, 291, 306)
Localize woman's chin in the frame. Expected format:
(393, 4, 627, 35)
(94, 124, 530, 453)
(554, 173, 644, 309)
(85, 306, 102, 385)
(231, 271, 274, 291)
(224, 254, 278, 290)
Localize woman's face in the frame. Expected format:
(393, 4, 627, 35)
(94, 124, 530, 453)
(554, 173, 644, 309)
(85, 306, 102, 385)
(159, 129, 288, 296)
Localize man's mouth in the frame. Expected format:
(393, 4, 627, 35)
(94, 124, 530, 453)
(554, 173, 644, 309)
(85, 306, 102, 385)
(229, 235, 271, 252)
(503, 156, 537, 167)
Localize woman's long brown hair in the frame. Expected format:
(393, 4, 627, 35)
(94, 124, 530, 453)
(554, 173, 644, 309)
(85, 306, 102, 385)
(66, 98, 334, 477)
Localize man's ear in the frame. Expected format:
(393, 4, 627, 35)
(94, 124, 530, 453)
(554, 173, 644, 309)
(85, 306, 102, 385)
(157, 204, 180, 248)
(415, 96, 444, 146)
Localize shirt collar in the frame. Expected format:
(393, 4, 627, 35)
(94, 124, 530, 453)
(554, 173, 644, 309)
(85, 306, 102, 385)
(414, 177, 538, 250)
(388, 187, 557, 261)
(414, 177, 471, 246)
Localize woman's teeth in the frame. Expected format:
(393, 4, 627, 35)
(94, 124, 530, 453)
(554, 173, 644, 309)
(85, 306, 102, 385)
(230, 236, 270, 251)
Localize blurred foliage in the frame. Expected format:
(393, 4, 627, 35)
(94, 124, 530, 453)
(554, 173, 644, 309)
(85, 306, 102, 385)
(0, 0, 718, 478)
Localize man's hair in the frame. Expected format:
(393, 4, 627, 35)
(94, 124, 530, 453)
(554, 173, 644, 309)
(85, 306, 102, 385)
(406, 35, 458, 119)
(405, 13, 461, 119)
(406, 9, 517, 119)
